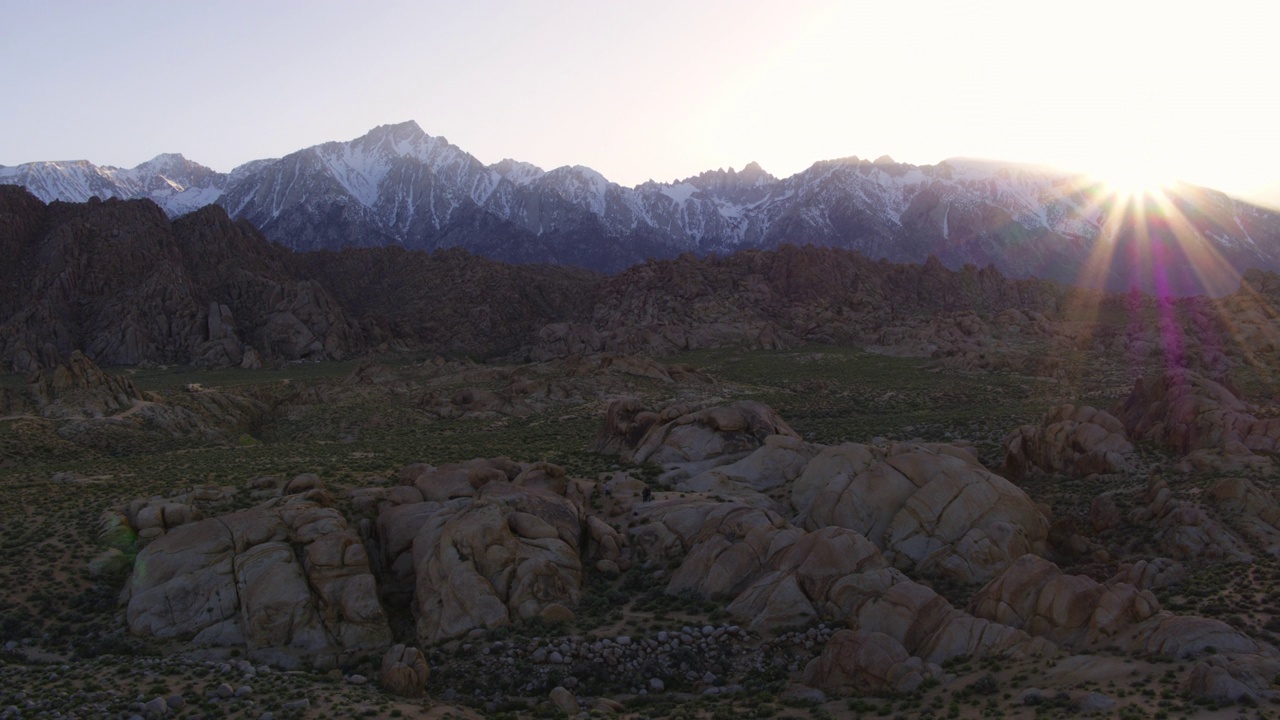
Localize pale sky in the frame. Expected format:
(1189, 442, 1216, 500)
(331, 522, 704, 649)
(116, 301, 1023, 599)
(3, 0, 1278, 204)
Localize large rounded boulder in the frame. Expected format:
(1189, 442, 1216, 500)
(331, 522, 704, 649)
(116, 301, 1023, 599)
(792, 442, 1049, 584)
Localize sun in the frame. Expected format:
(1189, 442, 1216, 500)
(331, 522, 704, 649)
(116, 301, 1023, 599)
(1090, 163, 1178, 201)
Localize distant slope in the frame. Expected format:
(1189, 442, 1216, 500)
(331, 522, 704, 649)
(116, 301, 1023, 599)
(5, 186, 1280, 371)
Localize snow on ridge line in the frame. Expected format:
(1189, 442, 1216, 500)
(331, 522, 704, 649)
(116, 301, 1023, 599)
(1, 123, 1270, 266)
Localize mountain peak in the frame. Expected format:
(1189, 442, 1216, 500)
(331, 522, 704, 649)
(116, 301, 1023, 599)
(491, 158, 545, 186)
(135, 153, 193, 171)
(368, 120, 427, 141)
(737, 161, 773, 184)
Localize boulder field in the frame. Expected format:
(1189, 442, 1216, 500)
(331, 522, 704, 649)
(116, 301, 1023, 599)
(113, 394, 1280, 703)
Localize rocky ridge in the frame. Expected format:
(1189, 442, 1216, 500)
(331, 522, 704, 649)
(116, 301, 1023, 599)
(84, 383, 1280, 708)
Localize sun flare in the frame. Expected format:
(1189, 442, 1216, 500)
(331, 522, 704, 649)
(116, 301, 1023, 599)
(1090, 165, 1177, 200)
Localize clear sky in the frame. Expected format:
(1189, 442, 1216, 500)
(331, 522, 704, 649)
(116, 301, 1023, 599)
(2, 0, 1278, 204)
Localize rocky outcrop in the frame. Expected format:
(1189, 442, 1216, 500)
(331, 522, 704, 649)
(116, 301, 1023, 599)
(298, 245, 597, 359)
(1114, 369, 1280, 471)
(24, 351, 143, 419)
(0, 189, 358, 369)
(968, 555, 1160, 647)
(1130, 476, 1251, 562)
(126, 486, 391, 669)
(380, 644, 430, 698)
(665, 504, 806, 601)
(1182, 654, 1280, 703)
(843, 571, 1053, 664)
(674, 434, 824, 499)
(803, 631, 944, 696)
(722, 528, 890, 630)
(1107, 558, 1186, 591)
(970, 554, 1269, 662)
(533, 246, 1069, 361)
(532, 323, 603, 360)
(1207, 476, 1280, 554)
(791, 442, 1049, 584)
(1002, 405, 1134, 478)
(592, 398, 798, 472)
(372, 458, 587, 644)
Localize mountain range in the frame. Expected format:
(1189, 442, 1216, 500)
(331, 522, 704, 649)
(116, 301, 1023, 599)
(0, 186, 1083, 370)
(4, 120, 1279, 295)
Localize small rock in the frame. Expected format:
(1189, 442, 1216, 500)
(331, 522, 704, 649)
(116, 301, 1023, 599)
(345, 674, 368, 686)
(549, 686, 579, 715)
(781, 684, 828, 705)
(282, 699, 309, 711)
(380, 644, 430, 699)
(649, 678, 665, 692)
(540, 603, 575, 624)
(164, 695, 185, 710)
(591, 697, 625, 714)
(1077, 692, 1116, 713)
(215, 683, 233, 699)
(143, 697, 168, 716)
(234, 686, 252, 698)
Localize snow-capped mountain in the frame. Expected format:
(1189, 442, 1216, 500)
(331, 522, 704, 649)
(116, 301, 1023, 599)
(4, 120, 1279, 295)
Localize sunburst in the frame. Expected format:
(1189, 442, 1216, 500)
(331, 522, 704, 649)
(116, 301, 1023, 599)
(1056, 165, 1252, 381)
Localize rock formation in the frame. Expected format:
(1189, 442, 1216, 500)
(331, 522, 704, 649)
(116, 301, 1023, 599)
(24, 350, 143, 418)
(791, 442, 1049, 584)
(592, 397, 798, 474)
(380, 644, 430, 698)
(1114, 368, 1280, 471)
(1002, 405, 1134, 478)
(803, 631, 944, 696)
(0, 188, 358, 369)
(372, 458, 588, 644)
(126, 478, 391, 669)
